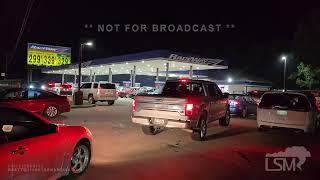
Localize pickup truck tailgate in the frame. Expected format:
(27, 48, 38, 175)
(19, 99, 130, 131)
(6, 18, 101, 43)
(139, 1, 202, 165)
(133, 96, 188, 120)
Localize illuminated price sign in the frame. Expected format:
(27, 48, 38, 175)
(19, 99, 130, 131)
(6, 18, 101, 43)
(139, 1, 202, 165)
(27, 43, 71, 67)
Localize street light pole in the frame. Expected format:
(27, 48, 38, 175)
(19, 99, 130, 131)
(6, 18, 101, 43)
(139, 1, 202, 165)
(74, 41, 93, 105)
(281, 56, 287, 91)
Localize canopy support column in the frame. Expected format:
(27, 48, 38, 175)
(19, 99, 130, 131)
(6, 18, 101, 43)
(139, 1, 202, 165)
(109, 68, 112, 83)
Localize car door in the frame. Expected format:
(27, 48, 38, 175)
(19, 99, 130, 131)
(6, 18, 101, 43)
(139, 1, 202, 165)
(0, 122, 14, 180)
(203, 84, 214, 122)
(20, 90, 48, 114)
(1, 108, 66, 180)
(93, 83, 98, 100)
(213, 84, 225, 119)
(206, 84, 220, 120)
(245, 96, 257, 114)
(81, 83, 90, 100)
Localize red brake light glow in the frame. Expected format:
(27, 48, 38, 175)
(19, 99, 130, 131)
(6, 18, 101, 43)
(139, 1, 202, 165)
(132, 99, 136, 112)
(185, 103, 193, 116)
(179, 78, 189, 83)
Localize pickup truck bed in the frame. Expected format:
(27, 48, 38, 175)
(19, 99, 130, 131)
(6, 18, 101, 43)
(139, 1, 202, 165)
(132, 95, 192, 128)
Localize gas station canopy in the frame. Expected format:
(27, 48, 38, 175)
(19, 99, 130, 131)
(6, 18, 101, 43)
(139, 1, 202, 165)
(42, 50, 228, 78)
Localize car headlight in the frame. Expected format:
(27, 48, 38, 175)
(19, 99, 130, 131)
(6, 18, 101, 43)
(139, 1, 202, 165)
(41, 85, 46, 90)
(29, 85, 34, 89)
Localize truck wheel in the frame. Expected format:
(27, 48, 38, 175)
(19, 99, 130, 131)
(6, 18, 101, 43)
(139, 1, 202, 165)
(219, 109, 230, 126)
(241, 107, 247, 118)
(88, 95, 95, 104)
(141, 125, 158, 135)
(191, 116, 207, 141)
(107, 100, 115, 105)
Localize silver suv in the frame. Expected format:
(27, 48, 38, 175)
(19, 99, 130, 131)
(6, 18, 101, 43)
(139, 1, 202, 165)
(80, 81, 118, 105)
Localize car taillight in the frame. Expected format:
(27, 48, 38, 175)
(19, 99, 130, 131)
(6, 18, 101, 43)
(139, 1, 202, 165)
(185, 103, 193, 116)
(132, 99, 136, 112)
(179, 78, 189, 83)
(230, 100, 240, 106)
(97, 88, 101, 95)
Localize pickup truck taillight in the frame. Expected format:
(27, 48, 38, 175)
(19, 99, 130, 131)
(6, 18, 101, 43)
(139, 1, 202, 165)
(132, 99, 136, 112)
(185, 103, 193, 116)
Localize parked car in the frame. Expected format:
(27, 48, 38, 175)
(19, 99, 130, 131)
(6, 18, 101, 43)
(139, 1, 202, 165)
(148, 88, 161, 95)
(257, 91, 320, 134)
(132, 79, 230, 141)
(117, 90, 127, 98)
(0, 106, 92, 179)
(41, 82, 61, 94)
(80, 82, 117, 105)
(59, 83, 73, 96)
(229, 94, 257, 118)
(0, 88, 70, 118)
(247, 90, 267, 104)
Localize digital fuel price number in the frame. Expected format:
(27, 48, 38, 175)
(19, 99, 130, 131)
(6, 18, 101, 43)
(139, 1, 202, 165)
(27, 43, 71, 67)
(27, 51, 71, 66)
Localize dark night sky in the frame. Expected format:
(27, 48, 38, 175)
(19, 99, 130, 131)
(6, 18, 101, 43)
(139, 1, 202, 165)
(0, 1, 319, 88)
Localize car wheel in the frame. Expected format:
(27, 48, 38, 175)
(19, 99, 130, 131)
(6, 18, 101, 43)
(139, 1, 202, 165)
(219, 109, 231, 126)
(191, 115, 207, 141)
(141, 125, 158, 135)
(107, 100, 115, 105)
(241, 107, 247, 118)
(44, 105, 58, 118)
(70, 142, 91, 176)
(88, 95, 95, 104)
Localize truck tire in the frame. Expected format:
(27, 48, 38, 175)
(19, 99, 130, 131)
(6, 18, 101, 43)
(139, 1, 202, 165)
(191, 115, 207, 141)
(88, 95, 95, 104)
(219, 109, 230, 126)
(107, 100, 115, 105)
(141, 125, 158, 135)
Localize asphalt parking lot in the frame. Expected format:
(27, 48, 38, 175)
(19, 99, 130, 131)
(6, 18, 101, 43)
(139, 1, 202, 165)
(53, 98, 320, 180)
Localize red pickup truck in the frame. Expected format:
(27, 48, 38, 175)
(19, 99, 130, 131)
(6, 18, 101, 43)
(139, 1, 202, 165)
(132, 79, 230, 141)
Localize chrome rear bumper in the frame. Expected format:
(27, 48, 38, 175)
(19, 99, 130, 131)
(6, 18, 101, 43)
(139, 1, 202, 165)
(132, 117, 190, 129)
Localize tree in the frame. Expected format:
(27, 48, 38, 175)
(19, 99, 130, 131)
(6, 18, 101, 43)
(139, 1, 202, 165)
(289, 62, 320, 89)
(294, 9, 320, 66)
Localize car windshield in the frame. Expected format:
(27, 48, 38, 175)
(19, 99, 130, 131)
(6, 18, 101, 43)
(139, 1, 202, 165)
(259, 93, 311, 111)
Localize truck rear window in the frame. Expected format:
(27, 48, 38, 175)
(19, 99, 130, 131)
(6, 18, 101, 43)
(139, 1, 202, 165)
(100, 83, 115, 89)
(161, 82, 204, 97)
(259, 93, 311, 111)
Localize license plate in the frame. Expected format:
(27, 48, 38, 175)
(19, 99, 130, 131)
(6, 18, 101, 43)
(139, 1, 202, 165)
(276, 110, 287, 116)
(153, 118, 165, 125)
